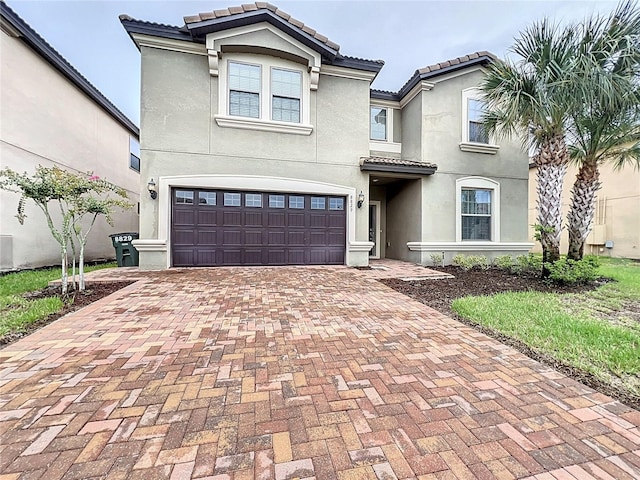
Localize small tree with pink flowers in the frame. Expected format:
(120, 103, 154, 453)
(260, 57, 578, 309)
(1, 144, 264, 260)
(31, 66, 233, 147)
(0, 166, 132, 293)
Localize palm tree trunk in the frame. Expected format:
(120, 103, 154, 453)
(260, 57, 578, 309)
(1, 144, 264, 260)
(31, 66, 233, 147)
(567, 161, 601, 260)
(534, 136, 569, 272)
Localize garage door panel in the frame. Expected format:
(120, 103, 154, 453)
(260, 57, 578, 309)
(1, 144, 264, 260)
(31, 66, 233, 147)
(243, 250, 263, 265)
(267, 249, 286, 265)
(223, 230, 242, 245)
(309, 231, 327, 246)
(309, 214, 327, 228)
(173, 249, 195, 267)
(197, 249, 217, 265)
(197, 210, 218, 226)
(288, 250, 305, 264)
(244, 211, 264, 226)
(198, 230, 217, 245)
(244, 230, 263, 245)
(174, 229, 195, 246)
(173, 210, 195, 225)
(268, 212, 286, 226)
(267, 230, 285, 245)
(223, 211, 242, 226)
(172, 189, 345, 266)
(288, 213, 305, 227)
(288, 231, 305, 245)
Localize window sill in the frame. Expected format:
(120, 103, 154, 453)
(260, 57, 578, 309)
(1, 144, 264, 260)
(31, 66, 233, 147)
(369, 140, 401, 154)
(459, 142, 500, 155)
(214, 115, 313, 136)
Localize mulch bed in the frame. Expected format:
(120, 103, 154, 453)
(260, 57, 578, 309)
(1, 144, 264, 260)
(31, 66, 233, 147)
(381, 267, 640, 410)
(0, 282, 132, 348)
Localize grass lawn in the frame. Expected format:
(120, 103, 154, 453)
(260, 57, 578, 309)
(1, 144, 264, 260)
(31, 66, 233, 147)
(452, 257, 640, 397)
(0, 263, 116, 337)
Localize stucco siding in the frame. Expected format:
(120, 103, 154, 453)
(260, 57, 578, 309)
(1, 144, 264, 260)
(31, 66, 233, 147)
(386, 179, 422, 262)
(0, 29, 139, 270)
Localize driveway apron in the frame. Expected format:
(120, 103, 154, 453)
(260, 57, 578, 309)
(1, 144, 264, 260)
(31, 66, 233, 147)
(0, 266, 638, 480)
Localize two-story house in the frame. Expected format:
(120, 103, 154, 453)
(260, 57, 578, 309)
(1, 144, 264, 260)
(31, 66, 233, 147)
(121, 3, 533, 269)
(1, 3, 140, 271)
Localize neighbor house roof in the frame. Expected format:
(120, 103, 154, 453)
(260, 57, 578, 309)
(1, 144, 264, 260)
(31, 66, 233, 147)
(360, 156, 437, 176)
(121, 3, 384, 74)
(371, 51, 497, 102)
(0, 2, 139, 137)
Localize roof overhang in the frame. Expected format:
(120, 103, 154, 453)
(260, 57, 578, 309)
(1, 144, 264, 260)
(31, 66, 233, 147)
(360, 157, 437, 176)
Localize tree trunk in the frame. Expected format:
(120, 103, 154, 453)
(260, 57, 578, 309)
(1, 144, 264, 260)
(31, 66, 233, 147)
(534, 135, 569, 274)
(60, 247, 68, 295)
(79, 243, 85, 291)
(567, 161, 601, 261)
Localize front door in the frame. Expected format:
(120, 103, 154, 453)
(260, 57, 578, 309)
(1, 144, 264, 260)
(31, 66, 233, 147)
(369, 201, 381, 259)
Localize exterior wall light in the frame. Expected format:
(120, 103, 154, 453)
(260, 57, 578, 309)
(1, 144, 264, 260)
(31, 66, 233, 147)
(148, 178, 157, 200)
(357, 191, 365, 208)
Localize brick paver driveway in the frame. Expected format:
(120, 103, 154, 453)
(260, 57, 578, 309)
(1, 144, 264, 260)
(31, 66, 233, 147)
(1, 266, 638, 480)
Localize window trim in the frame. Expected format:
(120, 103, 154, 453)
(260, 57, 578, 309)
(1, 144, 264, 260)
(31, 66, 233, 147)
(455, 177, 500, 242)
(369, 101, 401, 154)
(459, 88, 499, 155)
(215, 53, 313, 135)
(228, 60, 262, 119)
(270, 66, 302, 123)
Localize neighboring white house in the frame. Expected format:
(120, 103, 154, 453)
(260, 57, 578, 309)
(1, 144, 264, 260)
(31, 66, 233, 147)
(121, 3, 532, 269)
(0, 3, 140, 271)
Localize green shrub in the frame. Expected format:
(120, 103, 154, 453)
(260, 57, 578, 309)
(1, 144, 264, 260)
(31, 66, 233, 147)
(547, 258, 599, 285)
(494, 255, 514, 270)
(513, 254, 543, 275)
(452, 254, 490, 271)
(429, 253, 443, 267)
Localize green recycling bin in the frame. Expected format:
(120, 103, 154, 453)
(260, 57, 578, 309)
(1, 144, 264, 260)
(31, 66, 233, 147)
(109, 233, 139, 267)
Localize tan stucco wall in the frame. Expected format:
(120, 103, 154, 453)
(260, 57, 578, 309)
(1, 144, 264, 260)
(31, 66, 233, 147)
(528, 163, 640, 259)
(385, 179, 422, 262)
(0, 29, 139, 270)
(139, 42, 372, 268)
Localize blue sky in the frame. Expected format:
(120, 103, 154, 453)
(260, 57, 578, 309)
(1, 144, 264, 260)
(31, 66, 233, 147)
(6, 0, 620, 126)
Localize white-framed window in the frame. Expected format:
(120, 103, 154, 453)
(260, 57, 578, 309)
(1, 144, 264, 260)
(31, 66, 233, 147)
(370, 107, 387, 141)
(289, 196, 304, 209)
(228, 62, 261, 118)
(245, 193, 262, 207)
(311, 197, 326, 210)
(269, 194, 285, 208)
(329, 197, 344, 210)
(271, 68, 301, 123)
(224, 192, 241, 206)
(175, 190, 194, 204)
(215, 53, 313, 135)
(129, 137, 140, 172)
(198, 192, 216, 205)
(455, 177, 500, 242)
(460, 89, 499, 154)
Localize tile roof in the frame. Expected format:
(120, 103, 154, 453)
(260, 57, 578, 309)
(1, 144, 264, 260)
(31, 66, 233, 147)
(183, 2, 340, 51)
(362, 156, 437, 169)
(416, 51, 497, 75)
(2, 3, 138, 136)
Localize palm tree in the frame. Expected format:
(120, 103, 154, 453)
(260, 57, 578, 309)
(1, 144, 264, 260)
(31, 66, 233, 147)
(480, 20, 578, 267)
(565, 1, 640, 260)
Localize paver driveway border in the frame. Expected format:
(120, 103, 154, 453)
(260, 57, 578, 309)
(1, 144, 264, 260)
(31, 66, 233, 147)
(0, 265, 638, 480)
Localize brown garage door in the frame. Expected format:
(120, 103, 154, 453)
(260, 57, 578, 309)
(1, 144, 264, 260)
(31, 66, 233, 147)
(171, 188, 346, 266)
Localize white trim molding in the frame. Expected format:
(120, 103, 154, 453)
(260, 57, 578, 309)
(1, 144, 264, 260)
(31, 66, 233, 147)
(320, 65, 378, 82)
(459, 142, 499, 154)
(399, 80, 435, 108)
(214, 115, 313, 135)
(131, 33, 207, 56)
(407, 242, 534, 252)
(152, 175, 359, 268)
(456, 176, 500, 243)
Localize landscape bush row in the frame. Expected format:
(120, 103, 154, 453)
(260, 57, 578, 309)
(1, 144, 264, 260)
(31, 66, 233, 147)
(433, 253, 600, 285)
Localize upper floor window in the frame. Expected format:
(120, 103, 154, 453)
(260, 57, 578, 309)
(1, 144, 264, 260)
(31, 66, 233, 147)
(272, 68, 301, 123)
(129, 137, 140, 172)
(370, 107, 387, 141)
(460, 89, 499, 154)
(467, 99, 488, 144)
(229, 62, 261, 118)
(215, 54, 312, 135)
